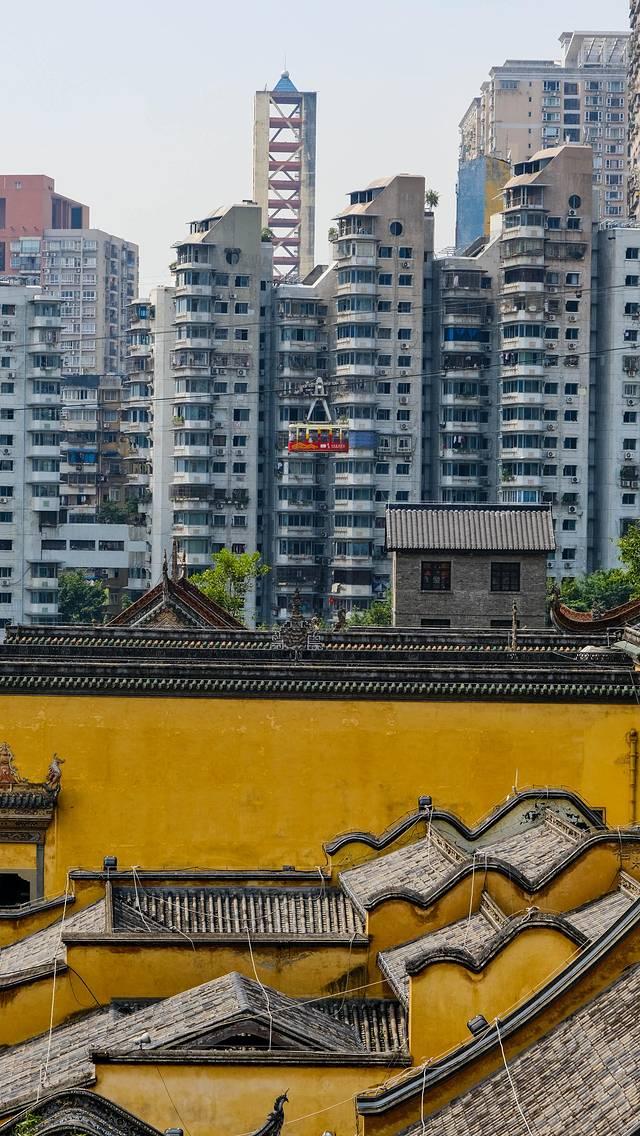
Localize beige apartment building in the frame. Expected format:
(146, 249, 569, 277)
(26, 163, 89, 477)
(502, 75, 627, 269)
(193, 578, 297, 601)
(457, 31, 629, 247)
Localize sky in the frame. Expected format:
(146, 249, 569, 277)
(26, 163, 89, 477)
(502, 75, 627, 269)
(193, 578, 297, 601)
(2, 0, 630, 290)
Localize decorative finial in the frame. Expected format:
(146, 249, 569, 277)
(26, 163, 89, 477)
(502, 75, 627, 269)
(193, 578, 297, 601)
(179, 548, 188, 580)
(0, 743, 23, 789)
(162, 549, 169, 598)
(248, 1093, 289, 1136)
(171, 538, 179, 582)
(45, 754, 64, 792)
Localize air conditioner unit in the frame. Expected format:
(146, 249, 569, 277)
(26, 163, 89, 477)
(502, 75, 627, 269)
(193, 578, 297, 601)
(572, 476, 579, 483)
(215, 447, 225, 456)
(0, 581, 9, 588)
(547, 314, 556, 321)
(402, 261, 409, 268)
(237, 369, 245, 376)
(625, 451, 634, 459)
(376, 369, 387, 376)
(628, 399, 636, 407)
(567, 344, 577, 351)
(218, 368, 227, 375)
(568, 315, 577, 323)
(400, 370, 408, 377)
(547, 450, 555, 457)
(399, 396, 409, 405)
(569, 505, 576, 513)
(399, 423, 409, 431)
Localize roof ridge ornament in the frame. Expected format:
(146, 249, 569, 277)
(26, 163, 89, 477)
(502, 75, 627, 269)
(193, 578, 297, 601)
(271, 590, 321, 657)
(0, 742, 25, 788)
(248, 1093, 288, 1136)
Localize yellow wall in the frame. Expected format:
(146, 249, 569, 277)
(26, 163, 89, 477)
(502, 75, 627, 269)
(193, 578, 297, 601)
(96, 1063, 387, 1136)
(0, 695, 634, 895)
(408, 928, 577, 1061)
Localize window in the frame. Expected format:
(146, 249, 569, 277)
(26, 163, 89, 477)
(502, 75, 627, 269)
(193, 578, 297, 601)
(396, 462, 410, 474)
(398, 301, 412, 313)
(490, 562, 521, 592)
(378, 273, 392, 286)
(564, 383, 578, 395)
(234, 275, 250, 287)
(421, 561, 451, 591)
(234, 382, 248, 393)
(234, 329, 248, 340)
(0, 383, 13, 395)
(398, 274, 413, 286)
(564, 409, 578, 421)
(398, 355, 411, 367)
(563, 465, 577, 477)
(623, 493, 636, 505)
(0, 512, 12, 523)
(232, 462, 246, 474)
(378, 247, 392, 259)
(234, 408, 250, 421)
(562, 547, 576, 560)
(624, 438, 637, 450)
(389, 221, 403, 236)
(564, 437, 578, 449)
(566, 273, 580, 286)
(234, 302, 249, 314)
(624, 411, 637, 424)
(377, 300, 391, 312)
(69, 539, 95, 550)
(626, 247, 639, 260)
(627, 276, 640, 287)
(98, 540, 125, 552)
(397, 328, 412, 340)
(565, 328, 579, 340)
(232, 434, 247, 447)
(562, 519, 577, 531)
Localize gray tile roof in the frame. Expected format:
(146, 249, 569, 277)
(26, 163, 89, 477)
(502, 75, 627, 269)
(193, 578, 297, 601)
(341, 831, 462, 913)
(379, 882, 635, 1005)
(340, 815, 584, 912)
(385, 504, 555, 552)
(0, 972, 400, 1113)
(112, 886, 364, 937)
(0, 901, 104, 984)
(379, 895, 505, 1003)
(315, 999, 407, 1054)
(408, 963, 640, 1135)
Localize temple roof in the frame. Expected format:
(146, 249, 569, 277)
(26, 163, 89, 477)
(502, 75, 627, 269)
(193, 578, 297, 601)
(0, 973, 406, 1112)
(551, 594, 640, 632)
(108, 554, 243, 630)
(386, 503, 555, 553)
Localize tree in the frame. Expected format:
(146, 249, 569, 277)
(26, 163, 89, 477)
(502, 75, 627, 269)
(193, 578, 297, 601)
(619, 521, 640, 595)
(346, 591, 392, 628)
(425, 189, 440, 209)
(57, 570, 108, 624)
(261, 227, 274, 242)
(190, 549, 269, 621)
(557, 569, 635, 614)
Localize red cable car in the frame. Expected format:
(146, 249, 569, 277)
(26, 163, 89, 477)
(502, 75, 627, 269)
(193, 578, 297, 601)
(287, 424, 349, 453)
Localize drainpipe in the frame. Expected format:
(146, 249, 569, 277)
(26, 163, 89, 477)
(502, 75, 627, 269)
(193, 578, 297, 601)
(628, 728, 638, 825)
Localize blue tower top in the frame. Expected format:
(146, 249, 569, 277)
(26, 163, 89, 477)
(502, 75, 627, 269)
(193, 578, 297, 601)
(273, 71, 298, 93)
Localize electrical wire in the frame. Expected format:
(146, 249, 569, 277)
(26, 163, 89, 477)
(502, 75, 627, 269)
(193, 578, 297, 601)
(495, 1018, 536, 1135)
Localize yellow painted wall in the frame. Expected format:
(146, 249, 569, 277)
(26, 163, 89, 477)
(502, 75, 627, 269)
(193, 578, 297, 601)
(362, 926, 640, 1136)
(96, 1063, 387, 1136)
(0, 695, 634, 895)
(408, 927, 577, 1061)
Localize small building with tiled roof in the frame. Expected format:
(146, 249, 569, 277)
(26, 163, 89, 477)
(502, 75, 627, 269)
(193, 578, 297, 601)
(386, 503, 555, 629)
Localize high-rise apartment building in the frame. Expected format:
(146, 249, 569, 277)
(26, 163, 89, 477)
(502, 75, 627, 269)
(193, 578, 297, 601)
(592, 219, 640, 568)
(253, 72, 317, 282)
(629, 1, 640, 216)
(0, 175, 88, 280)
(457, 32, 629, 248)
(147, 205, 272, 624)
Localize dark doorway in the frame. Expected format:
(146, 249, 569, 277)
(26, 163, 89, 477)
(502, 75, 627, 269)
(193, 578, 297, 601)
(0, 872, 31, 906)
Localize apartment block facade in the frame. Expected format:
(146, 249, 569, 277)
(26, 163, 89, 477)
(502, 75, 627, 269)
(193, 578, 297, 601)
(592, 220, 640, 568)
(630, 1, 640, 217)
(457, 32, 629, 248)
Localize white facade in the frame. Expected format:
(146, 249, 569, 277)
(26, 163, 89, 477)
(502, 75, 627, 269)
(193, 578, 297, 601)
(593, 222, 640, 568)
(41, 229, 138, 375)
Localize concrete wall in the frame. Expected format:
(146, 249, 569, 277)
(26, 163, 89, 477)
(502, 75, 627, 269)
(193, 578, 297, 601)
(393, 549, 548, 628)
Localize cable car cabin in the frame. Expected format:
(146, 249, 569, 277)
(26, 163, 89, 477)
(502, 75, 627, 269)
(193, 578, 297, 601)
(287, 425, 349, 453)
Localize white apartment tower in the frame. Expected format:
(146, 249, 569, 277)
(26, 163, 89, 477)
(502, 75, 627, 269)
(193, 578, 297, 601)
(253, 73, 317, 282)
(41, 230, 138, 375)
(592, 221, 640, 568)
(269, 175, 434, 620)
(148, 204, 272, 623)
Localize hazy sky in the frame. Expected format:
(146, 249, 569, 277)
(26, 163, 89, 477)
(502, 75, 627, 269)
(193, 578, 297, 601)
(4, 0, 629, 290)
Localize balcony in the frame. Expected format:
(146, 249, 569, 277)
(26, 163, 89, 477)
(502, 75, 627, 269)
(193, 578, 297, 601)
(173, 445, 212, 459)
(174, 311, 214, 325)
